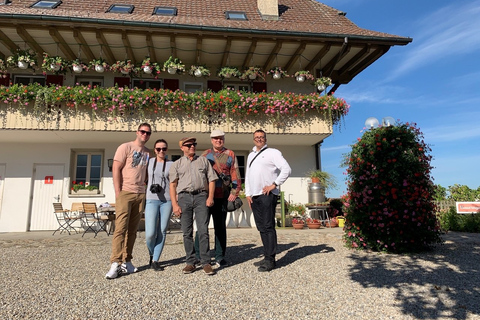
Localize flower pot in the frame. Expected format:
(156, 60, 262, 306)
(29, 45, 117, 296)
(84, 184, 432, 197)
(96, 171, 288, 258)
(50, 64, 60, 71)
(95, 65, 104, 73)
(143, 66, 152, 74)
(168, 67, 177, 74)
(121, 69, 130, 75)
(18, 61, 28, 69)
(194, 69, 203, 77)
(307, 222, 322, 229)
(296, 75, 305, 83)
(317, 84, 326, 92)
(273, 72, 281, 80)
(72, 65, 83, 73)
(223, 73, 231, 79)
(73, 189, 100, 195)
(292, 223, 305, 230)
(248, 74, 257, 80)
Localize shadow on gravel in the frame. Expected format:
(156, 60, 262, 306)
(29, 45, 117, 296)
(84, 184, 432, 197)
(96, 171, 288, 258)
(348, 236, 480, 319)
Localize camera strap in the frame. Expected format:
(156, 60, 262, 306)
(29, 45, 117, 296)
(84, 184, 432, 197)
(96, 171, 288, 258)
(151, 158, 167, 186)
(248, 147, 268, 168)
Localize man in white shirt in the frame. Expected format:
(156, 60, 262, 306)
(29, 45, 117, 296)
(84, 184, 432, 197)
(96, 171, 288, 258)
(245, 129, 291, 272)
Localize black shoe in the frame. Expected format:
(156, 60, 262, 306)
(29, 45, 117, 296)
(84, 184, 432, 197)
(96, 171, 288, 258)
(214, 259, 229, 269)
(258, 261, 275, 272)
(152, 261, 163, 271)
(253, 259, 266, 267)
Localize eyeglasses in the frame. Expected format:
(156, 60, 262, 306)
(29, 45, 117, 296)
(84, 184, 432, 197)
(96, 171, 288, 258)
(211, 137, 224, 140)
(183, 143, 197, 148)
(155, 147, 167, 152)
(139, 130, 152, 136)
(254, 136, 266, 141)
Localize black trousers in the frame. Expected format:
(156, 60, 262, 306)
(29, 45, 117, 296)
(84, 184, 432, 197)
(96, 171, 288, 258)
(251, 193, 278, 262)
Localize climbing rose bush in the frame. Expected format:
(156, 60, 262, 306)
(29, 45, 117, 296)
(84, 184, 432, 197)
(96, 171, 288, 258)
(343, 122, 443, 253)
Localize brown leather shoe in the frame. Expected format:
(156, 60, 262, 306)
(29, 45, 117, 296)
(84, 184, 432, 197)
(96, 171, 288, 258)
(203, 264, 215, 275)
(182, 264, 196, 274)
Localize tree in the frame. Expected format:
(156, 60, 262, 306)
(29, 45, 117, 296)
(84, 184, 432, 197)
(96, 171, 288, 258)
(447, 184, 480, 201)
(433, 184, 447, 201)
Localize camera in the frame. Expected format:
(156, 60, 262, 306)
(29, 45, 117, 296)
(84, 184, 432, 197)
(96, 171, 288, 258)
(218, 173, 231, 186)
(150, 184, 162, 193)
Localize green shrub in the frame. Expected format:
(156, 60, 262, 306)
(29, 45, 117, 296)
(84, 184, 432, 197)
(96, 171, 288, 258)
(437, 206, 480, 233)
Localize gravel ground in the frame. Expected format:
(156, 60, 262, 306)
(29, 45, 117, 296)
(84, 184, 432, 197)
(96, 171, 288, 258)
(0, 228, 479, 320)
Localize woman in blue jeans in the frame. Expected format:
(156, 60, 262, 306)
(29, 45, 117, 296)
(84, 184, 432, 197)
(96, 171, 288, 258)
(145, 139, 173, 271)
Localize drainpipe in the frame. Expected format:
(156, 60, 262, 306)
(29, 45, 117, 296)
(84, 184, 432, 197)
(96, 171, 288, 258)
(315, 141, 323, 170)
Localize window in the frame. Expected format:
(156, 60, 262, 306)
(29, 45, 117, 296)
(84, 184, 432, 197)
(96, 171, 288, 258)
(132, 79, 162, 90)
(14, 75, 45, 85)
(71, 150, 104, 193)
(184, 82, 203, 93)
(153, 6, 177, 16)
(75, 76, 104, 87)
(107, 4, 134, 13)
(31, 0, 61, 9)
(225, 11, 247, 20)
(225, 82, 250, 92)
(236, 155, 245, 184)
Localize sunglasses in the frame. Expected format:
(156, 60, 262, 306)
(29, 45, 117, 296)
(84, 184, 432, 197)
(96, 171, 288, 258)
(254, 136, 266, 140)
(183, 143, 197, 148)
(139, 130, 152, 136)
(155, 147, 167, 152)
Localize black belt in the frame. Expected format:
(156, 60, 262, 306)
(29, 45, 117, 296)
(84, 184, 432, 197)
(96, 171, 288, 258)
(179, 190, 205, 195)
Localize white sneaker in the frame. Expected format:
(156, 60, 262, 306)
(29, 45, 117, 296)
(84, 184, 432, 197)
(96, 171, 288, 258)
(105, 262, 120, 279)
(121, 261, 138, 274)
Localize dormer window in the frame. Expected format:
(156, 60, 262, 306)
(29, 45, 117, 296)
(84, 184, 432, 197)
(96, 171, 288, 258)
(107, 4, 134, 14)
(31, 0, 61, 9)
(225, 11, 247, 20)
(153, 6, 177, 16)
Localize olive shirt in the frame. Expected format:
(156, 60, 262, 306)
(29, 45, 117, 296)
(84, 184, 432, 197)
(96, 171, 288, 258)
(168, 155, 218, 193)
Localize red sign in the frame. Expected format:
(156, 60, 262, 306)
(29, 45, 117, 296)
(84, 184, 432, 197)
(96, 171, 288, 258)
(456, 202, 480, 214)
(45, 176, 54, 184)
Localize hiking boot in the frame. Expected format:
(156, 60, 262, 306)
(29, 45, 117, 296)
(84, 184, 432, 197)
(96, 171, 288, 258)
(121, 261, 138, 274)
(152, 261, 163, 271)
(203, 264, 215, 275)
(105, 262, 121, 279)
(182, 264, 196, 274)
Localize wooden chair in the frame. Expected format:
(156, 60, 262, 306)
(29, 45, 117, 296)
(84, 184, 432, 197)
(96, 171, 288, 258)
(81, 202, 109, 237)
(52, 203, 76, 235)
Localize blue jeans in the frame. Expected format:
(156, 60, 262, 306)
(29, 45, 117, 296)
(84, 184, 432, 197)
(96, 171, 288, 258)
(144, 199, 172, 261)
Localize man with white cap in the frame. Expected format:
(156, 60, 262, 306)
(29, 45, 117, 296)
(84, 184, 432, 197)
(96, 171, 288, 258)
(169, 137, 218, 275)
(194, 129, 241, 268)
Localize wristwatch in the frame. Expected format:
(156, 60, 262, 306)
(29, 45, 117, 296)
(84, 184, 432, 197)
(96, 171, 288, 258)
(273, 182, 278, 187)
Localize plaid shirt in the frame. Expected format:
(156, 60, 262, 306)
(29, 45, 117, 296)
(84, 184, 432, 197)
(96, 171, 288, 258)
(202, 147, 242, 199)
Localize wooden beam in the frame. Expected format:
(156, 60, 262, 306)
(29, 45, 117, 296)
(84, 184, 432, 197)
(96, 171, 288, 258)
(16, 25, 44, 61)
(305, 43, 331, 71)
(196, 37, 202, 65)
(170, 34, 176, 57)
(262, 40, 282, 71)
(348, 47, 389, 79)
(242, 39, 257, 69)
(0, 29, 19, 53)
(220, 37, 232, 66)
(72, 29, 95, 62)
(284, 42, 306, 72)
(338, 45, 370, 76)
(49, 28, 76, 60)
(122, 31, 135, 63)
(324, 44, 351, 77)
(146, 33, 157, 62)
(96, 30, 115, 64)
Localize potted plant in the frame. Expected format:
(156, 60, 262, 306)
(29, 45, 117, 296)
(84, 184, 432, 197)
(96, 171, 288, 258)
(307, 170, 338, 190)
(314, 76, 332, 92)
(6, 49, 37, 70)
(111, 59, 137, 75)
(141, 57, 161, 77)
(70, 58, 89, 74)
(306, 217, 322, 229)
(240, 66, 265, 80)
(292, 217, 305, 229)
(189, 65, 211, 78)
(217, 66, 241, 79)
(162, 56, 185, 75)
(89, 58, 109, 73)
(0, 59, 7, 78)
(294, 70, 315, 83)
(41, 53, 68, 75)
(267, 66, 288, 80)
(71, 181, 99, 195)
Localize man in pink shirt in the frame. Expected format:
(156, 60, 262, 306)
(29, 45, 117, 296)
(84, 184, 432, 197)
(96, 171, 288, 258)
(106, 123, 151, 279)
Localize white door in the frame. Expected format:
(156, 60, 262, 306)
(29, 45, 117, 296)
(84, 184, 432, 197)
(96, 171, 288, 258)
(0, 164, 5, 214)
(30, 164, 65, 231)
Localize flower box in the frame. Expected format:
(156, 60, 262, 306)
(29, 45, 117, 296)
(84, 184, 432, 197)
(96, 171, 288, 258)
(72, 189, 100, 195)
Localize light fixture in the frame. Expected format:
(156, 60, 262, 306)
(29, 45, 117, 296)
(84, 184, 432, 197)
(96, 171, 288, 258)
(382, 116, 396, 127)
(107, 159, 113, 172)
(364, 117, 379, 129)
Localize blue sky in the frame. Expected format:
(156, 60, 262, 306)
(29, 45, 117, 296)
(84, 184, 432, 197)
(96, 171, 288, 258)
(317, 0, 480, 198)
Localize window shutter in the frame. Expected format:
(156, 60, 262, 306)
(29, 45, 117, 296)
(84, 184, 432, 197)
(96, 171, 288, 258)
(114, 77, 131, 88)
(0, 74, 10, 86)
(163, 79, 179, 91)
(46, 75, 64, 86)
(207, 80, 222, 92)
(252, 82, 267, 93)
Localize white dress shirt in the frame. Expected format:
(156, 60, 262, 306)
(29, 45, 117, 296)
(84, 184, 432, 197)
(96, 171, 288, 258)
(245, 145, 291, 197)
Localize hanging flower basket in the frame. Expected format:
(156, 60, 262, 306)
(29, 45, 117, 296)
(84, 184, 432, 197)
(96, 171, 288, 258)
(189, 65, 211, 78)
(162, 56, 185, 75)
(41, 53, 68, 75)
(314, 77, 332, 92)
(240, 66, 265, 81)
(218, 66, 241, 79)
(294, 71, 315, 83)
(0, 59, 8, 78)
(141, 57, 162, 77)
(111, 59, 138, 76)
(89, 58, 110, 73)
(6, 49, 37, 70)
(70, 59, 89, 74)
(267, 66, 288, 80)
